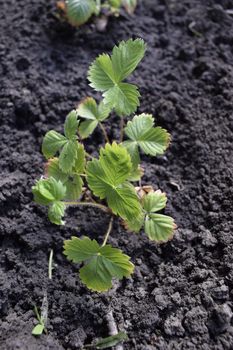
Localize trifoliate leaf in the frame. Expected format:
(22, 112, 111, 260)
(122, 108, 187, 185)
(122, 0, 137, 14)
(48, 201, 66, 225)
(59, 141, 77, 173)
(64, 110, 79, 139)
(32, 177, 66, 206)
(66, 0, 96, 27)
(42, 131, 67, 159)
(77, 98, 111, 138)
(124, 114, 171, 156)
(47, 158, 83, 200)
(64, 237, 134, 291)
(144, 213, 175, 242)
(87, 143, 141, 221)
(90, 332, 128, 349)
(32, 324, 44, 336)
(42, 111, 81, 173)
(143, 190, 167, 212)
(88, 39, 146, 116)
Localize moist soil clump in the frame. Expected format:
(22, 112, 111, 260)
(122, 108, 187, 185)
(0, 0, 233, 349)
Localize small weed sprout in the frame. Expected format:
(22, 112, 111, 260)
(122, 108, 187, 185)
(32, 295, 48, 336)
(32, 39, 176, 292)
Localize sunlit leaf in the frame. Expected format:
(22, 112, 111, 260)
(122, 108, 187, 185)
(124, 114, 171, 156)
(88, 39, 146, 116)
(64, 237, 134, 291)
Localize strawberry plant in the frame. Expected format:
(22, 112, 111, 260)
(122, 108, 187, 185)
(57, 0, 137, 28)
(32, 38, 176, 292)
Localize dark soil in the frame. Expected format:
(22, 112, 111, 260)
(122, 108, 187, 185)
(1, 0, 233, 349)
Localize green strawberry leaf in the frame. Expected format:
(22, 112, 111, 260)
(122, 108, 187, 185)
(32, 177, 66, 206)
(88, 39, 146, 116)
(66, 0, 96, 27)
(79, 119, 98, 138)
(47, 158, 83, 200)
(142, 190, 167, 212)
(32, 178, 66, 225)
(42, 130, 67, 159)
(59, 140, 77, 173)
(42, 111, 82, 174)
(87, 143, 142, 221)
(142, 191, 176, 242)
(144, 213, 176, 242)
(64, 110, 79, 140)
(48, 201, 66, 225)
(77, 97, 111, 138)
(64, 237, 134, 292)
(124, 114, 171, 156)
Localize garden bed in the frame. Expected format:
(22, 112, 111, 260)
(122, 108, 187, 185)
(1, 0, 233, 349)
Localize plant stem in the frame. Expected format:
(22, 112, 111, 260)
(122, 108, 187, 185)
(102, 216, 114, 246)
(65, 201, 111, 213)
(85, 151, 94, 159)
(79, 173, 87, 177)
(48, 249, 53, 280)
(119, 116, 124, 143)
(99, 122, 110, 143)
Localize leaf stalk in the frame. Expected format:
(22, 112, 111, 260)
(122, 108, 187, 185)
(64, 201, 111, 213)
(119, 116, 124, 143)
(102, 216, 114, 246)
(99, 122, 110, 143)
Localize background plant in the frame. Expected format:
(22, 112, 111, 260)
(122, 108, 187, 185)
(57, 0, 137, 28)
(33, 38, 176, 292)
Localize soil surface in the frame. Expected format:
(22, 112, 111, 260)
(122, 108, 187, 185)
(1, 0, 233, 349)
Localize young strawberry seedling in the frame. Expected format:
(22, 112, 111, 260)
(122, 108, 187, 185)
(57, 0, 137, 28)
(32, 38, 176, 292)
